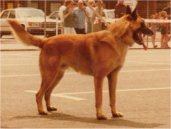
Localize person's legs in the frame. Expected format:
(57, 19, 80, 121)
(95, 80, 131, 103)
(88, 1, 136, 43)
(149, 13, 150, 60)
(75, 28, 85, 34)
(163, 34, 170, 48)
(80, 28, 86, 34)
(161, 34, 165, 48)
(151, 32, 157, 48)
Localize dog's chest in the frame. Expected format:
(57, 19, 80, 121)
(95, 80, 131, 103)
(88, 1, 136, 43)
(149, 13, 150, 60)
(111, 47, 128, 69)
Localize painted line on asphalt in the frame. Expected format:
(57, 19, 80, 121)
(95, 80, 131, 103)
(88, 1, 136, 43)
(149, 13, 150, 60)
(127, 61, 170, 65)
(25, 87, 170, 101)
(1, 62, 170, 67)
(1, 64, 38, 66)
(25, 90, 86, 101)
(1, 68, 170, 78)
(61, 87, 171, 95)
(121, 68, 170, 73)
(0, 74, 40, 78)
(1, 54, 38, 58)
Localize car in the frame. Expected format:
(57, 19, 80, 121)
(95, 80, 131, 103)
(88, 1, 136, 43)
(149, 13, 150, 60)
(48, 11, 60, 20)
(0, 7, 62, 38)
(103, 9, 116, 23)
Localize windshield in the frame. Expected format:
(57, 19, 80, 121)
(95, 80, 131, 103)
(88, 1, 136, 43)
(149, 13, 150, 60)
(16, 8, 44, 18)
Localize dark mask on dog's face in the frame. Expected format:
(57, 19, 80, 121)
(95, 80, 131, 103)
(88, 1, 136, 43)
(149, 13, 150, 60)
(133, 21, 154, 45)
(126, 6, 154, 45)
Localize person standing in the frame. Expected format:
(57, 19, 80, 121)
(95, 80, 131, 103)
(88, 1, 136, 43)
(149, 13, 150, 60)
(163, 2, 171, 19)
(86, 0, 95, 33)
(149, 13, 159, 48)
(73, 0, 88, 34)
(92, 0, 104, 32)
(63, 1, 76, 34)
(114, 0, 127, 18)
(59, 0, 67, 22)
(159, 11, 170, 48)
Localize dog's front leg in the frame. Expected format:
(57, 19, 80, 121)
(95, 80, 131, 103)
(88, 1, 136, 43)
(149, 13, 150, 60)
(94, 76, 107, 120)
(107, 67, 123, 118)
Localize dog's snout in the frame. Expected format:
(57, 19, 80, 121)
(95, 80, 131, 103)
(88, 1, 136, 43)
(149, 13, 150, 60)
(141, 26, 154, 36)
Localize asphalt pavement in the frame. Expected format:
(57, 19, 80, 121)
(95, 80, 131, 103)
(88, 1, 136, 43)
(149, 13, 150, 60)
(0, 35, 171, 128)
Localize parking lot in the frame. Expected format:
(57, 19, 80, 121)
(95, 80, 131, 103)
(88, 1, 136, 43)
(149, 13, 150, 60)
(0, 38, 170, 128)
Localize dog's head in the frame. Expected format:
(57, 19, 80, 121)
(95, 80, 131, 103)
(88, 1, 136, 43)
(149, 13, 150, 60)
(108, 6, 153, 47)
(125, 6, 153, 45)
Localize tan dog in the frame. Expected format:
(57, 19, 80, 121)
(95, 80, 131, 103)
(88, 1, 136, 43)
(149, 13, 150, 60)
(8, 6, 153, 120)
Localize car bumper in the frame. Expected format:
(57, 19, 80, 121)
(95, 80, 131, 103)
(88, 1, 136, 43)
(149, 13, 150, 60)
(27, 28, 56, 35)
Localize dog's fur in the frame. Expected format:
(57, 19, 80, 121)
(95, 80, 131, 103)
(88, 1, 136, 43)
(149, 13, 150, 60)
(8, 6, 153, 120)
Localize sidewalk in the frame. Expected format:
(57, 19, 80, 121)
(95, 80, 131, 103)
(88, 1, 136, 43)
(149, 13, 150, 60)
(0, 41, 38, 51)
(0, 35, 39, 51)
(0, 33, 168, 51)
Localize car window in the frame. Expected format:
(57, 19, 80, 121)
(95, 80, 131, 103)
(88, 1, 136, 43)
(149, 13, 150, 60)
(16, 8, 44, 18)
(0, 10, 10, 18)
(9, 10, 16, 18)
(104, 9, 115, 19)
(49, 12, 58, 19)
(49, 12, 60, 20)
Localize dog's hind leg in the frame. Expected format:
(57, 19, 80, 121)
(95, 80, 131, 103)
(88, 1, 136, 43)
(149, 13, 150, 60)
(45, 69, 65, 112)
(36, 53, 61, 115)
(36, 80, 48, 115)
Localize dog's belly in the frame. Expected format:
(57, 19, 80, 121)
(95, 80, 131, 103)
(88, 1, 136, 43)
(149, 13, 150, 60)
(63, 54, 93, 75)
(63, 54, 124, 76)
(62, 47, 127, 76)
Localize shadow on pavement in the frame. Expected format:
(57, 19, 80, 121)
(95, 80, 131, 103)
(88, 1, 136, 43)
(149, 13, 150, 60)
(12, 112, 163, 128)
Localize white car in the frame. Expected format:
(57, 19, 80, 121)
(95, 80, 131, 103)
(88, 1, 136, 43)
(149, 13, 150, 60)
(0, 7, 62, 37)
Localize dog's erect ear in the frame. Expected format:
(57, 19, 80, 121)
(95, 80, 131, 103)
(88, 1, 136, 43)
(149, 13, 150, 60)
(126, 6, 138, 21)
(126, 5, 132, 15)
(131, 7, 138, 20)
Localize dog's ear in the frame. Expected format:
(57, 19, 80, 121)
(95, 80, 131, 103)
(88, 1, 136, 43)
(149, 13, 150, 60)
(126, 6, 137, 21)
(126, 5, 132, 15)
(131, 7, 138, 20)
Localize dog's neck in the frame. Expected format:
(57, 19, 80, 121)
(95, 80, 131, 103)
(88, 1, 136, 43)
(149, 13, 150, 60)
(107, 19, 135, 47)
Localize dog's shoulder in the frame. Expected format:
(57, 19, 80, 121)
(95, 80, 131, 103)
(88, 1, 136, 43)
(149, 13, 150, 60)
(85, 30, 113, 41)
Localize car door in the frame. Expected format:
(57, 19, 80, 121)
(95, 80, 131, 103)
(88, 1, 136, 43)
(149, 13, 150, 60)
(0, 10, 11, 32)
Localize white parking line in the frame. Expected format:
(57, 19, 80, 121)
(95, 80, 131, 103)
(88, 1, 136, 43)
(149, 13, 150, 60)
(1, 68, 170, 78)
(1, 54, 38, 58)
(58, 87, 171, 95)
(121, 68, 170, 73)
(25, 90, 86, 101)
(127, 61, 170, 65)
(1, 74, 40, 78)
(1, 64, 37, 66)
(25, 87, 170, 101)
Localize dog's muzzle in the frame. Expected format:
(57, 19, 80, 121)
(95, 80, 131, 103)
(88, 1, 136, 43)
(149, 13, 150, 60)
(133, 25, 153, 50)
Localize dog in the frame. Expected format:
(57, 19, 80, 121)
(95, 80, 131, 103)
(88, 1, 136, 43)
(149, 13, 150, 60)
(8, 6, 153, 120)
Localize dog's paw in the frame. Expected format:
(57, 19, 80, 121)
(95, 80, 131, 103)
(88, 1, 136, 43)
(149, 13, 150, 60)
(39, 111, 48, 115)
(47, 107, 57, 112)
(112, 112, 123, 118)
(97, 114, 108, 120)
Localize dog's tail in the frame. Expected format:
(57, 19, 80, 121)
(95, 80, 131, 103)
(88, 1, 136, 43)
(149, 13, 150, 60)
(8, 20, 44, 48)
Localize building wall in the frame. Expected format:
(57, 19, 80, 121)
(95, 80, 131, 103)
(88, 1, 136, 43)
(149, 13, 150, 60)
(0, 0, 170, 18)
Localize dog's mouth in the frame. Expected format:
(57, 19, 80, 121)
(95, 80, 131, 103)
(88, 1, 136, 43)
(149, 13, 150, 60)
(133, 31, 144, 45)
(133, 23, 154, 49)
